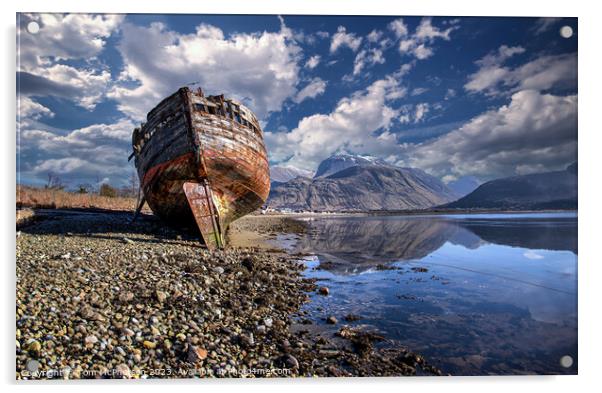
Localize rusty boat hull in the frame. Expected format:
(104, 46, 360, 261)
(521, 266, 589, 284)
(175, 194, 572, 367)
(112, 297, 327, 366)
(131, 87, 270, 248)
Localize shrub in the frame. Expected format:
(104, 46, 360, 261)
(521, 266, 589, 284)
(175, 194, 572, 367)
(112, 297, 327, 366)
(99, 183, 118, 198)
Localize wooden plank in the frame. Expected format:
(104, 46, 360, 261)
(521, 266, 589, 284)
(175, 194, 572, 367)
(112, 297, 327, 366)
(182, 181, 223, 250)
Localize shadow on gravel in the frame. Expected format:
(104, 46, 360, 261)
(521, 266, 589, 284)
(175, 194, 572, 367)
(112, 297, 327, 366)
(18, 208, 204, 246)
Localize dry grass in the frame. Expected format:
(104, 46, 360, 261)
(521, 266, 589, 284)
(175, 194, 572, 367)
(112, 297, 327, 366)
(16, 185, 146, 212)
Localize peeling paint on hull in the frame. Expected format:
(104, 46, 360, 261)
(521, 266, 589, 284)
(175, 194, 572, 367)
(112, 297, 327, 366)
(131, 87, 270, 248)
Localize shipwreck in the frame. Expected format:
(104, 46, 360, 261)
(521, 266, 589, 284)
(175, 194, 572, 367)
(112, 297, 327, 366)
(129, 87, 270, 249)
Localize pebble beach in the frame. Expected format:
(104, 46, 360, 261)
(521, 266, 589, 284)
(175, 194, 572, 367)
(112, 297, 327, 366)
(16, 209, 441, 379)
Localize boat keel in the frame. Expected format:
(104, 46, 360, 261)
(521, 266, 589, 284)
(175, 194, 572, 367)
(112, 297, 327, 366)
(182, 181, 224, 250)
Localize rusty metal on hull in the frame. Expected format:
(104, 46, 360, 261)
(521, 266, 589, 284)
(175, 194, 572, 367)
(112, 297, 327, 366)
(131, 87, 270, 249)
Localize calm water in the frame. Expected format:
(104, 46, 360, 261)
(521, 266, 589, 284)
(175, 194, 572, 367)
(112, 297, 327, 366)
(290, 212, 577, 375)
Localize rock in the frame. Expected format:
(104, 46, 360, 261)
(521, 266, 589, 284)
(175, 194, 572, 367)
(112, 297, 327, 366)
(27, 340, 41, 353)
(143, 340, 156, 349)
(213, 266, 225, 274)
(241, 256, 256, 271)
(176, 333, 187, 342)
(283, 354, 299, 369)
(326, 316, 338, 325)
(264, 318, 273, 328)
(318, 286, 330, 296)
(115, 363, 131, 379)
(256, 325, 267, 334)
(61, 253, 71, 259)
(122, 328, 135, 337)
(188, 346, 208, 363)
(122, 237, 135, 244)
(344, 313, 361, 322)
(155, 290, 168, 303)
(118, 292, 134, 302)
(84, 335, 98, 348)
(115, 346, 126, 356)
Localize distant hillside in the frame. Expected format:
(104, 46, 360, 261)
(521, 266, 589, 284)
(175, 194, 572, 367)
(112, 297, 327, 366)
(443, 163, 577, 210)
(268, 156, 458, 211)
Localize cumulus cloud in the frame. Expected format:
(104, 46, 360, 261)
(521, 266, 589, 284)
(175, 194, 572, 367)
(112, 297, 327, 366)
(367, 29, 383, 43)
(109, 20, 302, 121)
(388, 19, 408, 38)
(293, 78, 327, 104)
(17, 13, 122, 110)
(352, 48, 385, 76)
(402, 90, 577, 180)
(305, 55, 321, 69)
(465, 46, 576, 96)
(266, 76, 406, 171)
(330, 26, 362, 53)
(18, 13, 123, 69)
(18, 96, 54, 120)
(394, 17, 458, 60)
(19, 118, 136, 184)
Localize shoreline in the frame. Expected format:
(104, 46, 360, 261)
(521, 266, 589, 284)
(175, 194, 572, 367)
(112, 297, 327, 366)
(16, 209, 442, 378)
(257, 208, 577, 219)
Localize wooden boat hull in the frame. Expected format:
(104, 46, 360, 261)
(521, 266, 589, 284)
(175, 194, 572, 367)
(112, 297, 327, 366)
(132, 87, 270, 248)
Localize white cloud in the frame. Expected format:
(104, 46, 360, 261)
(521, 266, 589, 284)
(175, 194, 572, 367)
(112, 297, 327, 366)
(465, 46, 576, 96)
(18, 13, 123, 70)
(388, 19, 408, 38)
(411, 87, 428, 96)
(352, 48, 385, 76)
(293, 78, 327, 104)
(402, 90, 577, 180)
(330, 26, 362, 53)
(19, 118, 136, 185)
(17, 13, 123, 110)
(18, 96, 54, 120)
(110, 19, 302, 121)
(266, 76, 406, 171)
(396, 17, 458, 60)
(305, 55, 321, 69)
(444, 88, 456, 100)
(367, 29, 383, 43)
(413, 103, 430, 123)
(532, 18, 563, 35)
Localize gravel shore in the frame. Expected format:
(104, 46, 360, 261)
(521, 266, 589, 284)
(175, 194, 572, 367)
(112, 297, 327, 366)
(16, 209, 441, 379)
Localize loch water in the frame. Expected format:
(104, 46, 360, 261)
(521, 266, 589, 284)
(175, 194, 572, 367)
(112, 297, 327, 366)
(290, 212, 577, 375)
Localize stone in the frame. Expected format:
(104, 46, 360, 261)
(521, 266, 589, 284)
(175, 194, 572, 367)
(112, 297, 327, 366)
(326, 316, 338, 325)
(84, 335, 98, 347)
(27, 340, 41, 353)
(143, 340, 156, 349)
(155, 290, 168, 303)
(115, 363, 131, 379)
(318, 286, 330, 296)
(188, 345, 208, 363)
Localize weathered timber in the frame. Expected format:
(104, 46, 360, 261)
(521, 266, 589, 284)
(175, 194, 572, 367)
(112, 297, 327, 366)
(131, 87, 270, 249)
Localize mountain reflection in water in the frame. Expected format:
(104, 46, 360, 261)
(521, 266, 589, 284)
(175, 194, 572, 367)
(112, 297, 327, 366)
(294, 213, 576, 275)
(294, 212, 577, 375)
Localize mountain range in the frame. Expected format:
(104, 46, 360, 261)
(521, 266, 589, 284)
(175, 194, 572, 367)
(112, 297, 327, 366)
(268, 155, 577, 212)
(443, 163, 577, 210)
(268, 154, 459, 211)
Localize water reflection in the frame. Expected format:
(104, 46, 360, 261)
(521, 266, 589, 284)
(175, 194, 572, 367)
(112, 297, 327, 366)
(294, 213, 577, 274)
(295, 213, 577, 375)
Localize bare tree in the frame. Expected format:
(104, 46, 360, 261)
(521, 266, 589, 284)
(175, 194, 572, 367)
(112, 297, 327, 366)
(45, 172, 65, 190)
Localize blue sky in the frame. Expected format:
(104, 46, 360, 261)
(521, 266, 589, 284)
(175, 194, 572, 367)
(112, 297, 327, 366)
(17, 14, 577, 188)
